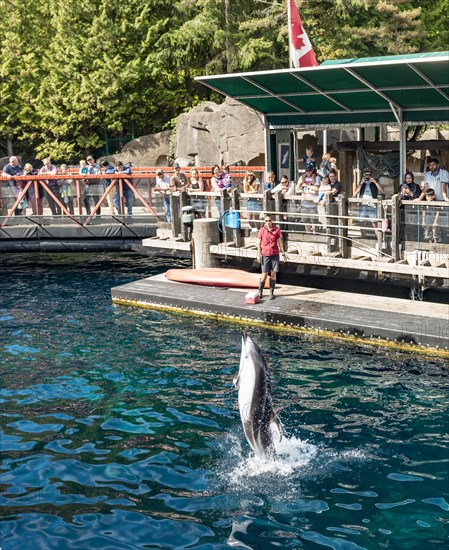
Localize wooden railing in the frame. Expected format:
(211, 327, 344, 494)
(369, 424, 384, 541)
(172, 189, 449, 262)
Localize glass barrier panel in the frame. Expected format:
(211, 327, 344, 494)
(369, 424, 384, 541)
(189, 195, 209, 218)
(241, 196, 263, 233)
(401, 202, 449, 250)
(282, 198, 302, 240)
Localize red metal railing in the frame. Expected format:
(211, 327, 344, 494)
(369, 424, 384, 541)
(0, 173, 159, 227)
(0, 166, 265, 227)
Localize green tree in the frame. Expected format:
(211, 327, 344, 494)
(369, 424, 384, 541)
(415, 0, 449, 51)
(35, 0, 100, 159)
(1, 0, 448, 160)
(37, 0, 174, 159)
(0, 0, 48, 157)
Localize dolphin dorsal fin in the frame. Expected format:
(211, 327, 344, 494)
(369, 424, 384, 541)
(269, 410, 283, 443)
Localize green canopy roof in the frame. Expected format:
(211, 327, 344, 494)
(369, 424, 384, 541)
(196, 51, 449, 129)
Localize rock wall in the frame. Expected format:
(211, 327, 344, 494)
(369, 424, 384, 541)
(175, 97, 265, 166)
(101, 104, 449, 172)
(102, 130, 171, 167)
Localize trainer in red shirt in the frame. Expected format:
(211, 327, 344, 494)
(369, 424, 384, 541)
(257, 215, 287, 300)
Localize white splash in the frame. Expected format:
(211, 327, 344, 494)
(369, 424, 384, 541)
(228, 434, 318, 484)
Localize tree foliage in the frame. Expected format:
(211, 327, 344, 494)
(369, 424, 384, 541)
(0, 0, 447, 161)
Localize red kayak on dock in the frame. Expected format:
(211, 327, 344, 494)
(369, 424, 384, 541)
(165, 268, 268, 289)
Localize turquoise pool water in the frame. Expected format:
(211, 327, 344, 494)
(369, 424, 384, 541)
(0, 253, 448, 550)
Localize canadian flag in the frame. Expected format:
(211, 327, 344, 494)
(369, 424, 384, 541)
(288, 0, 318, 68)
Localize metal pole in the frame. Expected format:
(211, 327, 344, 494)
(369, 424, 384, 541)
(398, 111, 406, 187)
(288, 0, 293, 69)
(224, 0, 232, 72)
(323, 129, 328, 155)
(356, 127, 362, 180)
(263, 116, 271, 176)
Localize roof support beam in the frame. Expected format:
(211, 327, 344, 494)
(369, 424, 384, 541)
(289, 72, 352, 112)
(241, 76, 306, 113)
(398, 109, 406, 188)
(407, 63, 449, 102)
(343, 68, 403, 111)
(262, 115, 271, 174)
(389, 103, 402, 126)
(234, 83, 448, 101)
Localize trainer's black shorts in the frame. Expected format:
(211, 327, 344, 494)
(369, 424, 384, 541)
(261, 254, 279, 273)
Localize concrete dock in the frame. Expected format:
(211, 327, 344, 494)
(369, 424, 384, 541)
(111, 273, 449, 354)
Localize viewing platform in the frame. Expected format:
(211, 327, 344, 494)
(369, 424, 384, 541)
(2, 169, 448, 300)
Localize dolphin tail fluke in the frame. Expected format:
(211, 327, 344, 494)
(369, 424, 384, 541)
(269, 410, 283, 444)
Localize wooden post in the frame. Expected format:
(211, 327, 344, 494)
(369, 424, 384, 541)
(339, 150, 355, 196)
(76, 179, 82, 215)
(230, 188, 243, 247)
(179, 190, 189, 241)
(171, 192, 181, 237)
(262, 189, 274, 218)
(273, 193, 288, 247)
(274, 193, 283, 224)
(390, 193, 401, 261)
(326, 195, 338, 254)
(338, 195, 349, 258)
(147, 176, 153, 207)
(376, 195, 384, 257)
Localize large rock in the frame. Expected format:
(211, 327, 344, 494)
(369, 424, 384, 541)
(102, 130, 171, 167)
(175, 97, 265, 166)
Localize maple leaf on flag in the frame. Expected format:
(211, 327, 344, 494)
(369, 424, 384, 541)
(295, 33, 305, 49)
(288, 1, 318, 68)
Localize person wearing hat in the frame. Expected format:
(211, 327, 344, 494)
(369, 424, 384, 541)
(170, 163, 187, 192)
(354, 168, 384, 238)
(243, 170, 261, 231)
(154, 168, 171, 222)
(86, 156, 100, 174)
(82, 155, 104, 215)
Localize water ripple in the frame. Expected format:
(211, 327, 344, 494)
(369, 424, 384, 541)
(1, 253, 448, 549)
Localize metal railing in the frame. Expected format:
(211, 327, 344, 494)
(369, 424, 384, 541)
(2, 168, 448, 263)
(0, 165, 265, 228)
(0, 173, 162, 226)
(172, 189, 449, 262)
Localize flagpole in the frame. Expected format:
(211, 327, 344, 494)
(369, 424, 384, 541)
(288, 0, 293, 69)
(288, 2, 295, 180)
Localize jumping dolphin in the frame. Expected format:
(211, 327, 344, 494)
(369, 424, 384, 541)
(233, 334, 283, 459)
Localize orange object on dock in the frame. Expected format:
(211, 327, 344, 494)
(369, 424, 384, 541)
(165, 268, 268, 289)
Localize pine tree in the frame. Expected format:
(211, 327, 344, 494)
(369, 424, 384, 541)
(313, 0, 422, 58)
(415, 0, 449, 52)
(1, 0, 448, 161)
(0, 0, 48, 157)
(36, 0, 100, 159)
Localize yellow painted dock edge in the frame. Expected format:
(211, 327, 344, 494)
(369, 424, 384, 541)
(112, 297, 449, 359)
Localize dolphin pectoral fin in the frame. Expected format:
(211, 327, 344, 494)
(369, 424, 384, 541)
(233, 375, 240, 389)
(269, 411, 283, 443)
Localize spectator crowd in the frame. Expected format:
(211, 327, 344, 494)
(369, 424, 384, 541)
(2, 151, 448, 243)
(2, 156, 135, 217)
